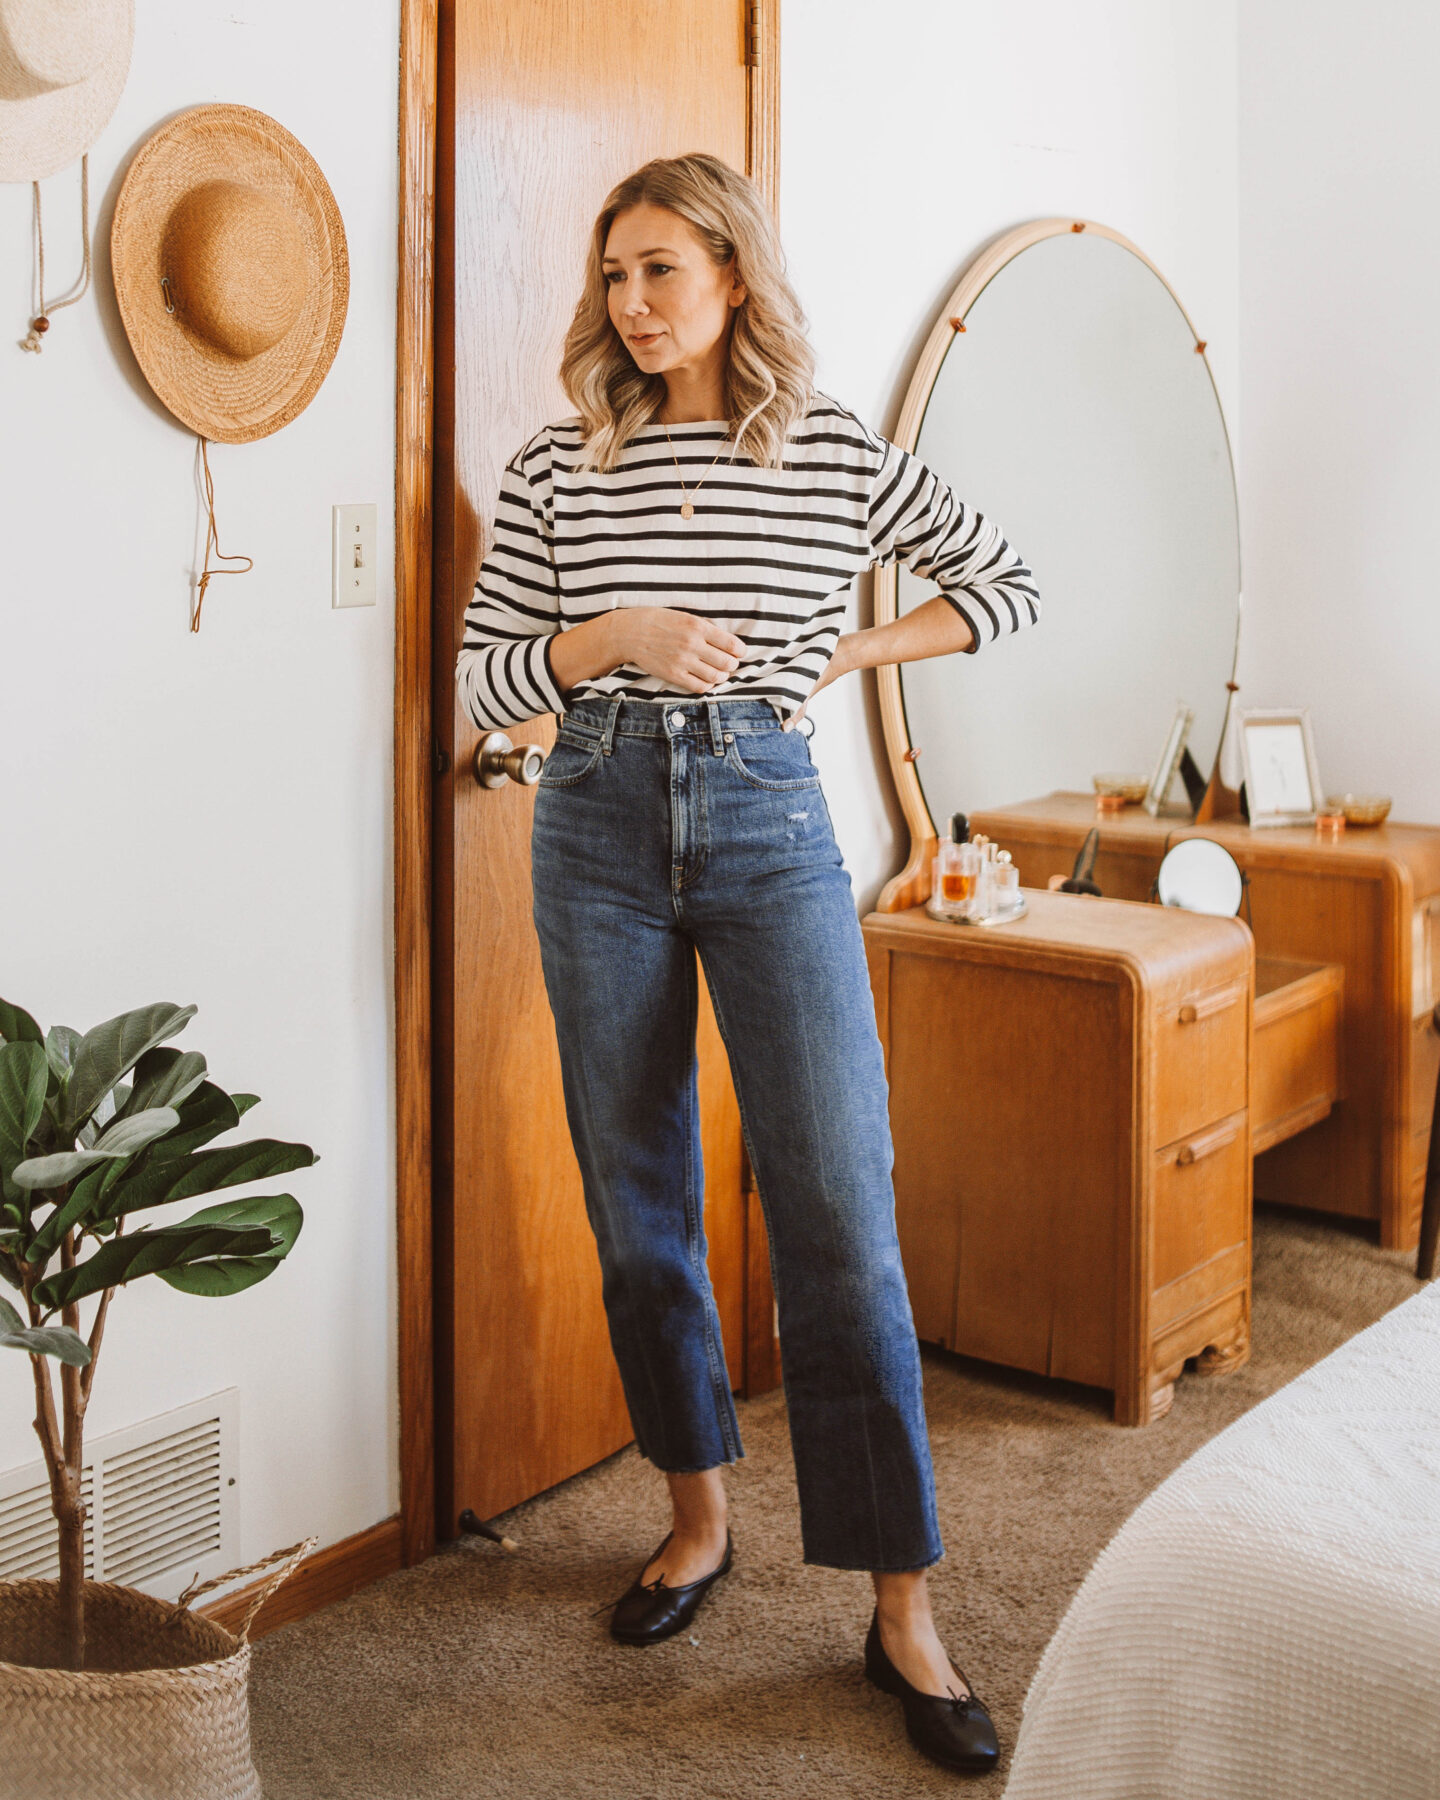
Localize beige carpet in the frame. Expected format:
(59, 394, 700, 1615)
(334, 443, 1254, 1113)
(250, 1205, 1425, 1798)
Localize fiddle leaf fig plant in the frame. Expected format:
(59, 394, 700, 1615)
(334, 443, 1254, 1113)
(0, 998, 316, 1670)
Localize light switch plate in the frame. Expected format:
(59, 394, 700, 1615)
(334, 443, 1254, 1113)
(332, 503, 377, 608)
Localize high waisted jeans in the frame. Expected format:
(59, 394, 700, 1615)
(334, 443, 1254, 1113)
(530, 695, 943, 1572)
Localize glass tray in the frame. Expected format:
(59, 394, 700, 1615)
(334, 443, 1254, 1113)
(924, 894, 1030, 928)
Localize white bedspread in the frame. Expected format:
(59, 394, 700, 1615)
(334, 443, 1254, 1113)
(1003, 1283, 1440, 1800)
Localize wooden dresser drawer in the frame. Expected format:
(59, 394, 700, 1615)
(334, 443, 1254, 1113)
(1153, 977, 1248, 1148)
(1253, 957, 1343, 1154)
(1152, 1112, 1249, 1290)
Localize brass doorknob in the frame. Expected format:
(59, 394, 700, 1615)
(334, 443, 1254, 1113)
(473, 732, 545, 789)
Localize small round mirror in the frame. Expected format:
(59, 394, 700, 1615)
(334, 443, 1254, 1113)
(1156, 838, 1244, 917)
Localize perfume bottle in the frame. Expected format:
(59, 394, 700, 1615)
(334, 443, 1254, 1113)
(991, 850, 1021, 916)
(972, 836, 997, 921)
(933, 813, 982, 919)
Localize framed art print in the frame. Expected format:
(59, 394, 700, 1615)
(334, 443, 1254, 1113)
(1238, 707, 1323, 827)
(1144, 703, 1195, 817)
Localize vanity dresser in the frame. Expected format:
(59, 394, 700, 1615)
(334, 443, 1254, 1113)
(862, 215, 1436, 1425)
(967, 795, 1440, 1251)
(864, 890, 1254, 1425)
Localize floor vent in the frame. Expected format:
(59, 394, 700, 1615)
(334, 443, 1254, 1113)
(0, 1391, 239, 1601)
(0, 1471, 95, 1583)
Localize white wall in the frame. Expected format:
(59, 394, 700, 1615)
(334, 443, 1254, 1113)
(1237, 2, 1440, 820)
(781, 0, 1240, 909)
(0, 0, 400, 1565)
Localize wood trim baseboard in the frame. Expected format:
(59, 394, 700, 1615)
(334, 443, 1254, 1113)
(199, 1517, 405, 1643)
(395, 0, 440, 1571)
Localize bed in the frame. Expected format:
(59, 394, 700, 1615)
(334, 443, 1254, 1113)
(1003, 1282, 1440, 1800)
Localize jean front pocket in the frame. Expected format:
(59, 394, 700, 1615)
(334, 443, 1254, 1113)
(537, 730, 604, 788)
(725, 728, 822, 792)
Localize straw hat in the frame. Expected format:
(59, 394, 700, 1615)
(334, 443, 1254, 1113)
(0, 0, 133, 183)
(111, 104, 349, 444)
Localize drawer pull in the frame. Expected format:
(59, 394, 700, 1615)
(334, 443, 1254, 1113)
(1175, 1122, 1243, 1166)
(1178, 982, 1247, 1025)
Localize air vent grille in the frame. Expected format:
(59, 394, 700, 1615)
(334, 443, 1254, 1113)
(0, 1472, 95, 1581)
(0, 1391, 238, 1600)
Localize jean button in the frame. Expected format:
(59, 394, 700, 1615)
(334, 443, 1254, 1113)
(668, 710, 686, 730)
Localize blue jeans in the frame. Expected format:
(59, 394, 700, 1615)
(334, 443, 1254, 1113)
(530, 695, 943, 1572)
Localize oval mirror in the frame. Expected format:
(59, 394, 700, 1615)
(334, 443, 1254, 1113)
(1155, 838, 1244, 917)
(875, 220, 1241, 906)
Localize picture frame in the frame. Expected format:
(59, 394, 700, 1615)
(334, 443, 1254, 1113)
(1143, 703, 1195, 817)
(1238, 707, 1323, 827)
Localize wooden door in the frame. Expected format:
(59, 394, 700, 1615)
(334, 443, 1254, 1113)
(432, 0, 777, 1531)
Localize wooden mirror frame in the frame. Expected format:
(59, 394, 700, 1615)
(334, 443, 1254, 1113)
(874, 217, 1238, 914)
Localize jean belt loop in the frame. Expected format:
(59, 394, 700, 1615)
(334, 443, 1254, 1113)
(601, 695, 622, 755)
(705, 698, 725, 756)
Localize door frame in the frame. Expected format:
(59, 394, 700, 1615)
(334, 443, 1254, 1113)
(392, 0, 782, 1566)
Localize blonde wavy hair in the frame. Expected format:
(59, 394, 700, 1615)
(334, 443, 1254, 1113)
(560, 153, 815, 472)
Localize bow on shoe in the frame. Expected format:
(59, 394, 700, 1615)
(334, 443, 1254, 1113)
(591, 1568, 666, 1619)
(591, 1533, 677, 1617)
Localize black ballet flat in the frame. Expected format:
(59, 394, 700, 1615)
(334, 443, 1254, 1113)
(606, 1530, 733, 1645)
(864, 1609, 1000, 1775)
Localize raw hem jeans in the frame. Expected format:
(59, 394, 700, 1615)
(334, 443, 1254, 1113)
(530, 695, 943, 1572)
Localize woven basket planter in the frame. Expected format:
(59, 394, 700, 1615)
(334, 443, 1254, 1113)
(0, 1541, 312, 1800)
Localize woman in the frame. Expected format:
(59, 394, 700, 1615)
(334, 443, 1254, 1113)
(456, 153, 1039, 1776)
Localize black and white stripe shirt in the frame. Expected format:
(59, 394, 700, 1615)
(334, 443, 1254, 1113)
(456, 392, 1040, 729)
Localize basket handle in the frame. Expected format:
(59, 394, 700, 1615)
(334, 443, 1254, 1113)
(174, 1534, 319, 1643)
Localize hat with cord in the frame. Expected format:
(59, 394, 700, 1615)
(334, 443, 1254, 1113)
(111, 102, 349, 443)
(0, 0, 133, 184)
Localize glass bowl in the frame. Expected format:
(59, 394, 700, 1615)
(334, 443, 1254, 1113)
(1324, 793, 1392, 827)
(1092, 773, 1149, 804)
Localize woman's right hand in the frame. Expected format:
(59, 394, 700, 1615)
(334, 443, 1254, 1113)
(608, 608, 746, 693)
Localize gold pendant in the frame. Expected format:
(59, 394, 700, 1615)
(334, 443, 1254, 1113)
(680, 501, 695, 520)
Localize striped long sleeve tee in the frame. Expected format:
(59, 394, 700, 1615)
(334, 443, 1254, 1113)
(455, 392, 1040, 730)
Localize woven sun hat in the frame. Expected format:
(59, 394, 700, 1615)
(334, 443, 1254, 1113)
(111, 103, 349, 444)
(0, 0, 133, 182)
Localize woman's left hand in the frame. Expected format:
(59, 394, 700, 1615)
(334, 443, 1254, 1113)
(784, 634, 857, 730)
(783, 599, 977, 729)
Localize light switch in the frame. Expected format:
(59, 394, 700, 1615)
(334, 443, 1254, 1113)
(332, 503, 377, 608)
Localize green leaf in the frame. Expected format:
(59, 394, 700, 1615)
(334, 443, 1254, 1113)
(157, 1193, 303, 1295)
(149, 1082, 241, 1158)
(44, 1026, 82, 1085)
(123, 1049, 208, 1118)
(0, 1298, 92, 1366)
(23, 1164, 110, 1264)
(11, 1148, 120, 1190)
(182, 1192, 302, 1253)
(0, 1042, 49, 1184)
(93, 1107, 181, 1157)
(233, 1094, 260, 1118)
(157, 1256, 279, 1296)
(33, 1219, 280, 1311)
(0, 1001, 43, 1046)
(64, 1003, 197, 1132)
(99, 1136, 318, 1223)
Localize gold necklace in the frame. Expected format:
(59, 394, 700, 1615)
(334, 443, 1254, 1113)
(661, 420, 730, 520)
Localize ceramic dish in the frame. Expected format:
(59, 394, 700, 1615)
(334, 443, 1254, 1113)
(1324, 793, 1392, 827)
(1092, 773, 1150, 803)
